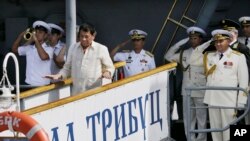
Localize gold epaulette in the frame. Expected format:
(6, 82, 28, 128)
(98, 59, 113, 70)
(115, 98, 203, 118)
(203, 52, 208, 75)
(206, 65, 217, 76)
(122, 50, 131, 53)
(232, 50, 242, 56)
(203, 51, 216, 77)
(145, 51, 154, 57)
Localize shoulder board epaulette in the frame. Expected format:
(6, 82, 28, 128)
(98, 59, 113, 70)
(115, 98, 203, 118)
(232, 50, 242, 56)
(145, 51, 154, 57)
(122, 50, 131, 53)
(203, 51, 217, 77)
(203, 52, 208, 75)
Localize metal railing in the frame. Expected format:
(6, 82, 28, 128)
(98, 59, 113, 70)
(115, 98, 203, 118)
(11, 61, 126, 93)
(185, 86, 250, 141)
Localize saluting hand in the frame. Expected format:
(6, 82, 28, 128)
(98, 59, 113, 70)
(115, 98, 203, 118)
(119, 39, 130, 48)
(111, 39, 131, 59)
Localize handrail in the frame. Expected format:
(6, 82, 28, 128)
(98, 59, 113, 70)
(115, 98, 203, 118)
(185, 86, 250, 141)
(112, 61, 126, 68)
(19, 61, 126, 99)
(19, 79, 73, 99)
(22, 62, 177, 115)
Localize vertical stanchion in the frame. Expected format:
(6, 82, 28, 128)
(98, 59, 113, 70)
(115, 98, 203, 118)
(186, 89, 191, 141)
(167, 71, 171, 137)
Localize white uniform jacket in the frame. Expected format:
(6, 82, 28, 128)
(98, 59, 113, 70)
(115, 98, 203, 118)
(165, 39, 211, 97)
(203, 48, 249, 106)
(114, 49, 156, 77)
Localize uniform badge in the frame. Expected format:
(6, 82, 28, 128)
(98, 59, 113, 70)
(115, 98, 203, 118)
(126, 56, 133, 63)
(223, 61, 233, 68)
(140, 59, 148, 63)
(133, 30, 138, 36)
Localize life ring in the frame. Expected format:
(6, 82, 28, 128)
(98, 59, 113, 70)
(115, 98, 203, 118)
(0, 111, 49, 141)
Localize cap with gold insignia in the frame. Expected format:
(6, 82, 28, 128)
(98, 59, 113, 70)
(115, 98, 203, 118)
(32, 20, 51, 33)
(239, 16, 250, 26)
(48, 23, 64, 34)
(220, 19, 240, 31)
(128, 29, 148, 40)
(211, 29, 233, 41)
(186, 26, 206, 37)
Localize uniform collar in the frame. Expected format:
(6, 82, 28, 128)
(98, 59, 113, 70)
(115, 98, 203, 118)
(190, 47, 195, 51)
(54, 40, 63, 49)
(40, 42, 46, 47)
(132, 49, 145, 55)
(217, 47, 232, 56)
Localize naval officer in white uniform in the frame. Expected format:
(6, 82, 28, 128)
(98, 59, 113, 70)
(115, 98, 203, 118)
(165, 26, 210, 141)
(203, 29, 249, 141)
(12, 20, 54, 86)
(111, 29, 156, 77)
(48, 23, 66, 75)
(238, 16, 250, 49)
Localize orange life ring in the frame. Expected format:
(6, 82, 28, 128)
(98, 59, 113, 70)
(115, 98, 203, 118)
(0, 111, 49, 141)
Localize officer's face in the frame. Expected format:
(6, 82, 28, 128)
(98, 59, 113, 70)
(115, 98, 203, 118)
(79, 30, 95, 48)
(35, 29, 47, 42)
(132, 39, 145, 50)
(189, 35, 202, 48)
(242, 25, 250, 37)
(49, 33, 61, 45)
(214, 39, 230, 53)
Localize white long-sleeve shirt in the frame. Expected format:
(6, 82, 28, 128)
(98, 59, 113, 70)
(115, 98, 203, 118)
(59, 41, 115, 95)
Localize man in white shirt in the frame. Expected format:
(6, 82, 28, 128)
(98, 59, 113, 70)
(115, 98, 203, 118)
(48, 23, 66, 75)
(45, 23, 115, 95)
(165, 26, 210, 141)
(12, 20, 53, 86)
(111, 29, 156, 77)
(204, 29, 249, 141)
(238, 16, 250, 48)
